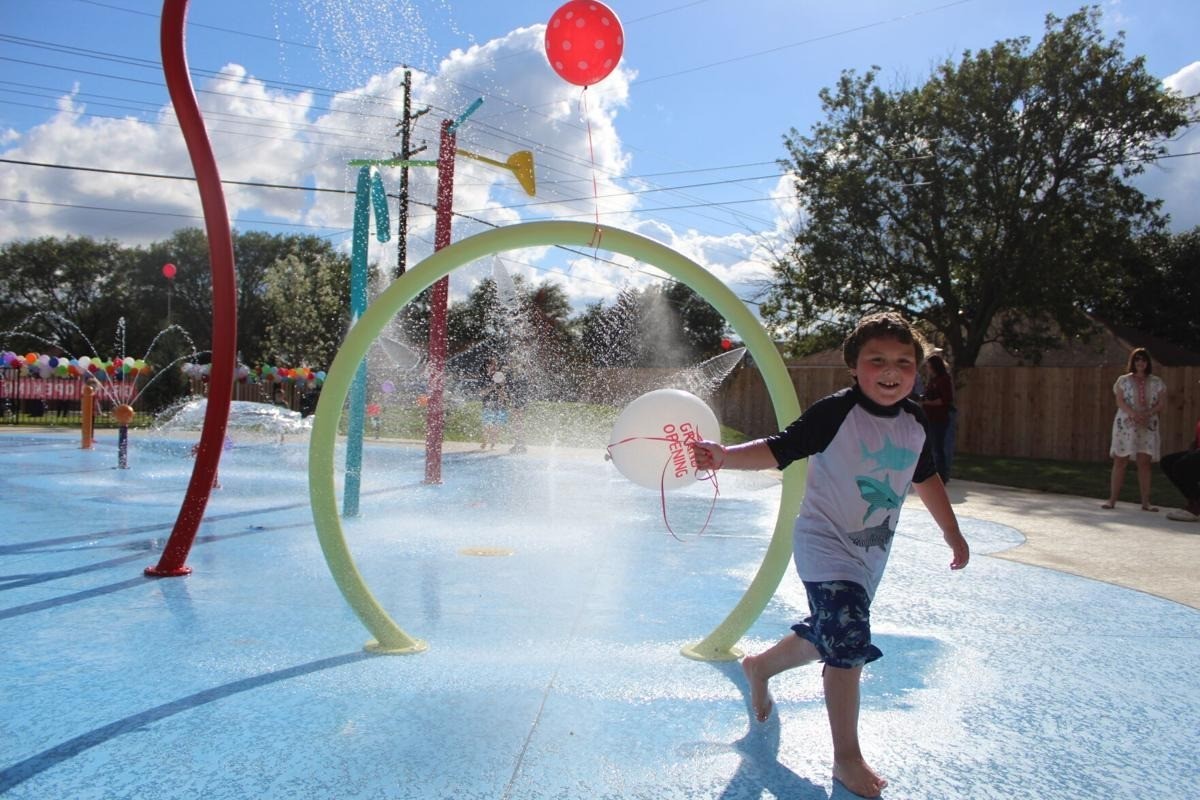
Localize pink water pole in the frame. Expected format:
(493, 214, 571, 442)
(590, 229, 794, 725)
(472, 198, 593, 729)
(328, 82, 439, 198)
(422, 118, 457, 485)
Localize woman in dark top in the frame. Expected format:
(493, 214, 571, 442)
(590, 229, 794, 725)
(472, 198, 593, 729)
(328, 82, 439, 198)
(920, 355, 954, 482)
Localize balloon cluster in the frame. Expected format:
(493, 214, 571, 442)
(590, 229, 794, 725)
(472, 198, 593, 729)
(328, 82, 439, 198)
(181, 362, 326, 388)
(1, 351, 152, 381)
(252, 364, 325, 386)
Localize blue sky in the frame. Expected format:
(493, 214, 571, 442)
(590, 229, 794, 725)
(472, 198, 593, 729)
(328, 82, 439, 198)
(1, 0, 1197, 310)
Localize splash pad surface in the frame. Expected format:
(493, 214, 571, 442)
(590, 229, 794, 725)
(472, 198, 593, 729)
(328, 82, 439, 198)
(1, 431, 1197, 799)
(308, 221, 805, 660)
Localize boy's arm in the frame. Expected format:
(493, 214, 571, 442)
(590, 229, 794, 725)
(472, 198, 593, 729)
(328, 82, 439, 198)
(912, 475, 970, 570)
(691, 439, 779, 472)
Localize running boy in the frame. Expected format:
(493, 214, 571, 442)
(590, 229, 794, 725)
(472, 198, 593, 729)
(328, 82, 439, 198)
(691, 312, 969, 798)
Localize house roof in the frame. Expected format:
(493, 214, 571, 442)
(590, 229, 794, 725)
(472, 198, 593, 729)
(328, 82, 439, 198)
(974, 315, 1200, 367)
(1093, 318, 1200, 367)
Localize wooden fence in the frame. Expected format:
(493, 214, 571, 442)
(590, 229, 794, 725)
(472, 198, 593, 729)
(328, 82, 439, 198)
(953, 366, 1200, 461)
(186, 364, 1199, 462)
(711, 365, 1200, 462)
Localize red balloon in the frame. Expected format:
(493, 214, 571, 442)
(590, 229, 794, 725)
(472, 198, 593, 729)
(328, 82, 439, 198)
(162, 263, 177, 279)
(545, 0, 624, 87)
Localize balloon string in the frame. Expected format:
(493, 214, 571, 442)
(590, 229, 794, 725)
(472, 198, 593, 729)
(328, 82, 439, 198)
(605, 434, 721, 542)
(580, 87, 603, 251)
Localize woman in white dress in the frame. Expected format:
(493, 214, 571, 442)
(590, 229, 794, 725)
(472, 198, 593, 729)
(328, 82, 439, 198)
(1102, 348, 1167, 511)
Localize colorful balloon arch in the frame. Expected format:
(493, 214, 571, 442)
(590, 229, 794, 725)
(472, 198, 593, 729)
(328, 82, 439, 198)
(307, 220, 807, 661)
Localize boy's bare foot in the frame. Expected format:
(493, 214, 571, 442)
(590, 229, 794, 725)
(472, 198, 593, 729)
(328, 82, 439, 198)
(833, 757, 888, 798)
(1100, 500, 1115, 509)
(1141, 504, 1159, 512)
(741, 655, 774, 722)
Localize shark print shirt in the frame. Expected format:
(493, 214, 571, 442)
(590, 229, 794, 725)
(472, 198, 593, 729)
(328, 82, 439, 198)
(764, 383, 936, 600)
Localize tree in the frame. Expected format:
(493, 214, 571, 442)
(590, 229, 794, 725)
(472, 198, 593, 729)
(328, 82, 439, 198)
(526, 280, 573, 333)
(120, 228, 355, 367)
(260, 251, 355, 369)
(233, 230, 349, 364)
(1087, 227, 1200, 352)
(447, 277, 504, 355)
(576, 288, 643, 368)
(664, 281, 728, 358)
(573, 281, 729, 368)
(392, 287, 432, 349)
(765, 7, 1193, 368)
(520, 280, 579, 369)
(0, 236, 134, 357)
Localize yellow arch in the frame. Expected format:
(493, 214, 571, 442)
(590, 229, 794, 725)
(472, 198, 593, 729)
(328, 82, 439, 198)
(307, 221, 805, 659)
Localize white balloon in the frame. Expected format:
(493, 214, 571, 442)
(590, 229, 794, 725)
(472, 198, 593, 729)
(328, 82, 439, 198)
(608, 389, 721, 491)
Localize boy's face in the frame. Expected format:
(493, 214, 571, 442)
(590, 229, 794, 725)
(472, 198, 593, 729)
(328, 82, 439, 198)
(851, 336, 919, 406)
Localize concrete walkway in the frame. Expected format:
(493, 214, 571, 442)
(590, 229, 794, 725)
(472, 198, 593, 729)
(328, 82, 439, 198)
(941, 479, 1200, 609)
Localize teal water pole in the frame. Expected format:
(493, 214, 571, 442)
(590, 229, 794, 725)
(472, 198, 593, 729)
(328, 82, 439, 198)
(343, 166, 390, 517)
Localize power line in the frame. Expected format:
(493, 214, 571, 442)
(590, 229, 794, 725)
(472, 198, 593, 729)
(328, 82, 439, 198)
(0, 157, 790, 217)
(73, 0, 323, 52)
(0, 195, 339, 231)
(0, 160, 770, 306)
(0, 31, 783, 232)
(0, 158, 789, 237)
(633, 0, 979, 86)
(0, 192, 766, 305)
(0, 65, 775, 233)
(625, 1, 712, 24)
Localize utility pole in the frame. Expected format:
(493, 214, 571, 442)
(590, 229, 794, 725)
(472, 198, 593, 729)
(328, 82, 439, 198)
(393, 69, 429, 277)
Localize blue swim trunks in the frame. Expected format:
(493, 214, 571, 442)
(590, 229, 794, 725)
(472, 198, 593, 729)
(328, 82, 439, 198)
(790, 580, 883, 669)
(482, 409, 507, 426)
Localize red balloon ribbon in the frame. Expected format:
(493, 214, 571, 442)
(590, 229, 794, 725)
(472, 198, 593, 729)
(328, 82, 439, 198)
(580, 88, 603, 250)
(606, 434, 721, 541)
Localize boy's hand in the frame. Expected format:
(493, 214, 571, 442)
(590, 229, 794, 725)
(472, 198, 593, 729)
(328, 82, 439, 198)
(945, 529, 970, 570)
(690, 440, 726, 472)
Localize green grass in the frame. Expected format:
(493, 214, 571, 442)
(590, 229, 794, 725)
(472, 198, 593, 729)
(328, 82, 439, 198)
(953, 452, 1183, 508)
(5, 411, 157, 430)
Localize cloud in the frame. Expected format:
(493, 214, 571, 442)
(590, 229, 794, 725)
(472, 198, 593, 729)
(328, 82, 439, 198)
(1135, 61, 1200, 232)
(0, 21, 779, 317)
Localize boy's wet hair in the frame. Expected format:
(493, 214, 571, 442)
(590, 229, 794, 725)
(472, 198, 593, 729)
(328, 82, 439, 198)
(842, 312, 928, 368)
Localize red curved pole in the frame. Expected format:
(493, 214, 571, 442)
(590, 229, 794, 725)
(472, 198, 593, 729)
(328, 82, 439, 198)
(146, 0, 237, 577)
